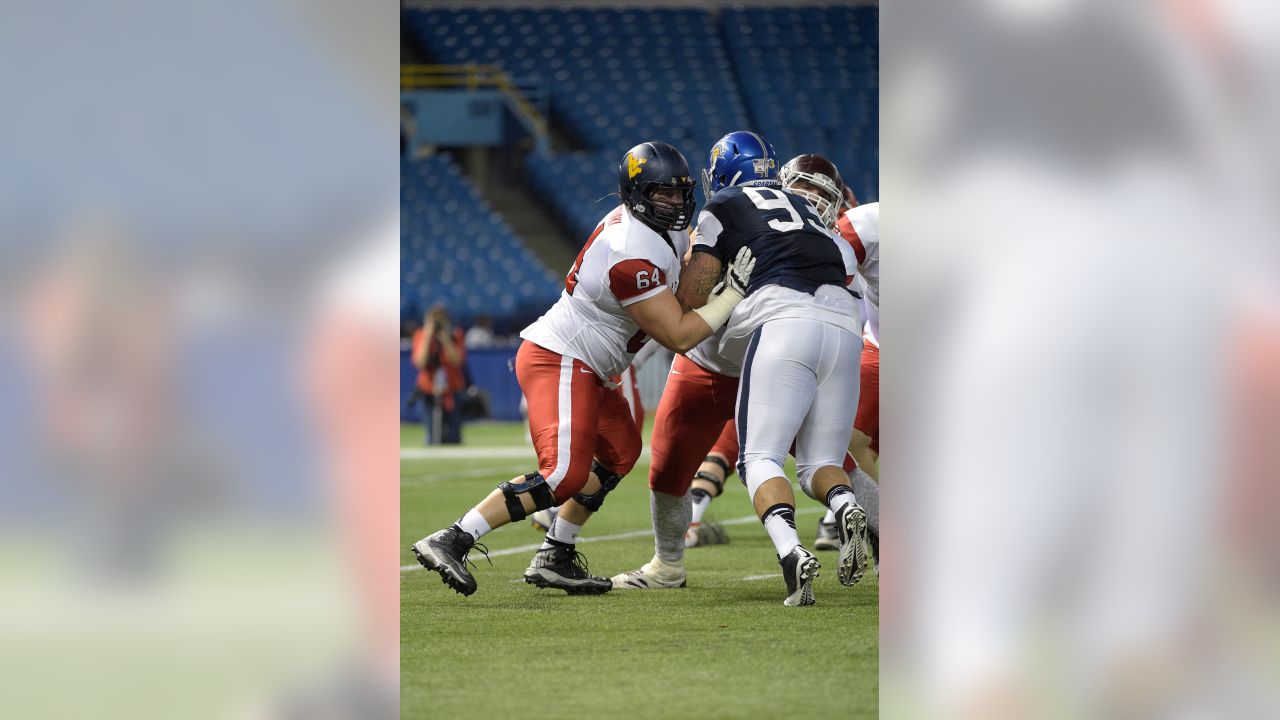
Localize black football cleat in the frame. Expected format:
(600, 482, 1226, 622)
(412, 526, 486, 596)
(779, 546, 821, 606)
(524, 542, 613, 595)
(814, 518, 841, 551)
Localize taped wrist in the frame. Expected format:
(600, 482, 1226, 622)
(692, 287, 743, 331)
(573, 460, 624, 512)
(499, 473, 555, 522)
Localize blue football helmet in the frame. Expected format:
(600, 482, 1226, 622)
(702, 130, 780, 200)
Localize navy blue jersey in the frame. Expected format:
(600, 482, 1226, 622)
(691, 184, 855, 296)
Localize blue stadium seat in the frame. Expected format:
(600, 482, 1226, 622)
(400, 154, 562, 323)
(402, 6, 877, 323)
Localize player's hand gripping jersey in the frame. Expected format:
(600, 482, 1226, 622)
(521, 205, 689, 379)
(692, 185, 862, 364)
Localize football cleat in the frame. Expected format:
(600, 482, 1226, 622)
(814, 519, 840, 551)
(611, 555, 687, 590)
(870, 531, 880, 578)
(524, 543, 613, 595)
(836, 502, 871, 587)
(529, 508, 557, 532)
(684, 521, 729, 548)
(412, 526, 487, 597)
(779, 546, 821, 607)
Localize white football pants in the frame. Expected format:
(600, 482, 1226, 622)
(735, 317, 862, 501)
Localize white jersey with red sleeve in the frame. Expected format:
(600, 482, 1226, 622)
(520, 205, 687, 378)
(685, 327, 740, 378)
(837, 202, 879, 345)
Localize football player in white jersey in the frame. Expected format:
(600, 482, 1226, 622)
(837, 201, 879, 479)
(411, 141, 755, 596)
(821, 200, 881, 565)
(611, 137, 869, 606)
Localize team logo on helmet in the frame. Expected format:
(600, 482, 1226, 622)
(710, 144, 724, 165)
(752, 157, 776, 176)
(626, 152, 648, 179)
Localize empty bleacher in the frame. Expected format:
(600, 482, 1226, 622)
(401, 155, 562, 323)
(401, 4, 878, 321)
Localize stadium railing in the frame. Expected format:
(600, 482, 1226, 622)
(401, 64, 548, 150)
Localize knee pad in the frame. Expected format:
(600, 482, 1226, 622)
(740, 455, 786, 502)
(796, 464, 820, 501)
(693, 470, 725, 497)
(499, 473, 555, 521)
(573, 461, 624, 512)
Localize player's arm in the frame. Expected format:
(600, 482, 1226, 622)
(675, 251, 723, 311)
(678, 203, 735, 311)
(624, 289, 719, 353)
(619, 248, 755, 353)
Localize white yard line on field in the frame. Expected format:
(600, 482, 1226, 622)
(401, 463, 532, 484)
(401, 446, 652, 461)
(401, 506, 823, 572)
(740, 573, 782, 581)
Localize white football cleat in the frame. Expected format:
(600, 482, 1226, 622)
(528, 508, 556, 532)
(684, 521, 729, 548)
(836, 502, 870, 587)
(779, 546, 820, 607)
(610, 554, 687, 589)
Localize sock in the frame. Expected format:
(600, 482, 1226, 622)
(761, 503, 801, 557)
(540, 516, 582, 549)
(651, 490, 691, 563)
(821, 507, 837, 525)
(690, 488, 713, 525)
(848, 467, 880, 537)
(455, 509, 492, 540)
(825, 484, 856, 515)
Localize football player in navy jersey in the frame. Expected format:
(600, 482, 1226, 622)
(612, 132, 870, 606)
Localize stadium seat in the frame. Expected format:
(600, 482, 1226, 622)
(401, 155, 561, 324)
(401, 6, 877, 323)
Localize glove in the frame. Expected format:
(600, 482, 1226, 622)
(721, 245, 755, 298)
(694, 246, 756, 330)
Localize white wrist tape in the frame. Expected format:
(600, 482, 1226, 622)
(692, 287, 743, 331)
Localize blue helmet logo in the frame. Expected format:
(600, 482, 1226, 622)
(702, 130, 779, 199)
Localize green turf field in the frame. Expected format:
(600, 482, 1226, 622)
(401, 420, 878, 719)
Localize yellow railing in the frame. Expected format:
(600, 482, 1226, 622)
(401, 64, 547, 137)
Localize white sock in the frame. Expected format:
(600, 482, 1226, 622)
(652, 490, 690, 564)
(761, 504, 801, 557)
(540, 516, 582, 549)
(825, 485, 856, 516)
(455, 509, 492, 540)
(689, 488, 714, 525)
(821, 507, 837, 524)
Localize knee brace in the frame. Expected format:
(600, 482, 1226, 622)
(704, 454, 732, 479)
(499, 473, 555, 522)
(573, 460, 624, 512)
(692, 470, 725, 497)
